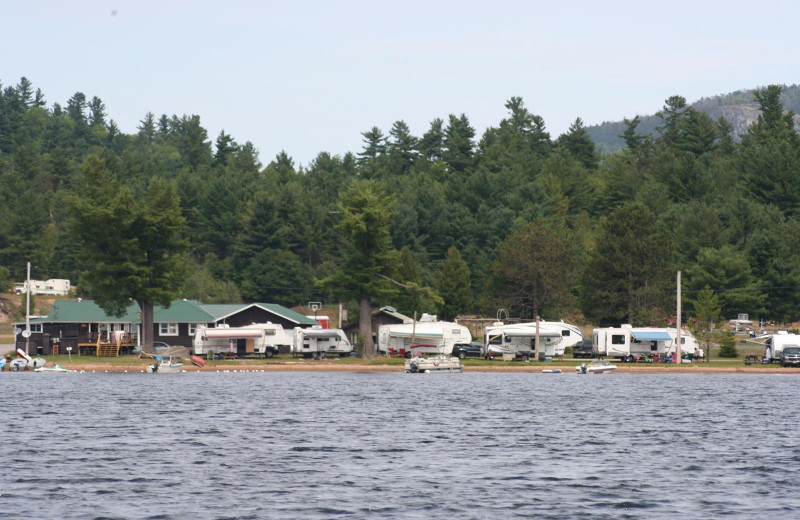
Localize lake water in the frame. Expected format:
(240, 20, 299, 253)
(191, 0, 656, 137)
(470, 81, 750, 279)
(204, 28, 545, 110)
(1, 371, 798, 519)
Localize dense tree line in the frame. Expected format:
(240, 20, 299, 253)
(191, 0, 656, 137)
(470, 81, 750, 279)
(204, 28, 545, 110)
(2, 77, 800, 329)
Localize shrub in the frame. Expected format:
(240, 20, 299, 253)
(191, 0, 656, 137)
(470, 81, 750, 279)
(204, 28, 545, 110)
(717, 331, 738, 358)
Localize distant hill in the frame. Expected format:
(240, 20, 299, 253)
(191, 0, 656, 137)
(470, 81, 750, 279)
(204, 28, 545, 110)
(586, 84, 800, 154)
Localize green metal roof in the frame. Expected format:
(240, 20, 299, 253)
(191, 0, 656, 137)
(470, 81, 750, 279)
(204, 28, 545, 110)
(17, 299, 317, 326)
(153, 299, 215, 323)
(44, 299, 141, 323)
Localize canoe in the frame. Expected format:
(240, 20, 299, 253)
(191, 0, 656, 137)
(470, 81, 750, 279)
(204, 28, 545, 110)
(191, 355, 206, 368)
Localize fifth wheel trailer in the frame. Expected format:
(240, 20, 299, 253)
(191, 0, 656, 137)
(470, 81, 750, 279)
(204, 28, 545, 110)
(483, 320, 584, 359)
(192, 323, 292, 357)
(377, 315, 472, 357)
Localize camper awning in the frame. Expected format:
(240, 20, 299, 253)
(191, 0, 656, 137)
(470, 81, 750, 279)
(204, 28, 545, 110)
(632, 331, 672, 341)
(300, 330, 341, 339)
(501, 331, 562, 338)
(203, 329, 262, 339)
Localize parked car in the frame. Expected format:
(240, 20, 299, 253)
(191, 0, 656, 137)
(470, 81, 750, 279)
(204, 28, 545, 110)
(572, 339, 594, 359)
(780, 346, 800, 367)
(451, 341, 486, 359)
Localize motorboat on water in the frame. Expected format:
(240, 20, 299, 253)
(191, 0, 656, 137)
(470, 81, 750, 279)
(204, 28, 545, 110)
(576, 360, 617, 374)
(146, 356, 183, 374)
(35, 364, 68, 373)
(405, 352, 463, 373)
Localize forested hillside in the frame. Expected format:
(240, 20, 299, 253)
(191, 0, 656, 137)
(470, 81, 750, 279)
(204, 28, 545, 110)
(2, 77, 800, 327)
(587, 84, 800, 154)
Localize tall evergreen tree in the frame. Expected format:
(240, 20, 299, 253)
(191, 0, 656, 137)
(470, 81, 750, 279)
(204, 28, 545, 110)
(357, 126, 387, 178)
(317, 179, 397, 357)
(443, 113, 475, 174)
(556, 117, 598, 170)
(436, 246, 472, 320)
(386, 120, 418, 175)
(66, 156, 187, 352)
(581, 202, 675, 325)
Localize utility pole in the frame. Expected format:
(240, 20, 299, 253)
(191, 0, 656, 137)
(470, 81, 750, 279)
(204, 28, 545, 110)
(25, 261, 31, 356)
(676, 271, 682, 363)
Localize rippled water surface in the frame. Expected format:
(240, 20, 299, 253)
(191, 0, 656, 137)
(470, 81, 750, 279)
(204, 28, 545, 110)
(1, 371, 799, 519)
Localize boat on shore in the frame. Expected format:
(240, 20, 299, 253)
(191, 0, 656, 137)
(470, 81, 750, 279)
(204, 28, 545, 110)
(405, 352, 463, 373)
(576, 360, 617, 374)
(146, 356, 183, 374)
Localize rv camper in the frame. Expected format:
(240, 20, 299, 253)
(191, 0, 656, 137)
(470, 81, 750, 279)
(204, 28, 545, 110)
(761, 331, 800, 363)
(483, 320, 583, 360)
(293, 327, 353, 358)
(377, 314, 472, 357)
(193, 323, 292, 357)
(593, 325, 698, 362)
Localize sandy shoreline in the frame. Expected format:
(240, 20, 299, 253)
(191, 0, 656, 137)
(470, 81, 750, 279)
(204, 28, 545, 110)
(23, 361, 800, 374)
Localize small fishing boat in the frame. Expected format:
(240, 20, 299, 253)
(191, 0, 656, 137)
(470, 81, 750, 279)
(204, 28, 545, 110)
(542, 369, 562, 373)
(146, 356, 183, 374)
(576, 360, 617, 374)
(190, 355, 206, 368)
(405, 352, 463, 373)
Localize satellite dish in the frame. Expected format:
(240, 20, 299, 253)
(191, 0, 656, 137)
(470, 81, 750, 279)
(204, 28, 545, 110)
(21, 330, 31, 338)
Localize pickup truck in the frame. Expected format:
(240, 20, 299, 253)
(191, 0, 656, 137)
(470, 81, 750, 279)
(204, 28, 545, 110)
(572, 339, 594, 358)
(451, 341, 486, 359)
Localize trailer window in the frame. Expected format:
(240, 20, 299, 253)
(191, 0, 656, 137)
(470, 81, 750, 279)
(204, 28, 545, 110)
(611, 335, 625, 345)
(452, 329, 462, 335)
(562, 330, 570, 336)
(265, 330, 276, 336)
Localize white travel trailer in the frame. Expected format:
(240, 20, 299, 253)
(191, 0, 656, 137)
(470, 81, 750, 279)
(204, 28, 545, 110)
(193, 323, 292, 357)
(377, 314, 472, 357)
(760, 331, 800, 362)
(293, 326, 353, 358)
(483, 320, 584, 360)
(593, 325, 698, 362)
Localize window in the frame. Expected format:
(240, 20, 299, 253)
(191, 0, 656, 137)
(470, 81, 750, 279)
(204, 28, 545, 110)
(159, 323, 178, 336)
(562, 330, 571, 336)
(188, 324, 197, 336)
(611, 335, 625, 345)
(30, 323, 43, 333)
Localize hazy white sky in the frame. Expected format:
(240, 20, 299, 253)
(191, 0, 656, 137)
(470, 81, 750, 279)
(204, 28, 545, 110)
(3, 0, 798, 166)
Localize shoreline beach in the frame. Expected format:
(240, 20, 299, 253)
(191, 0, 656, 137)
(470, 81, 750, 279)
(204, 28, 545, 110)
(16, 360, 800, 374)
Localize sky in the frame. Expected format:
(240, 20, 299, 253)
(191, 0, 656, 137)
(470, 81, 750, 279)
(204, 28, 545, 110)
(3, 0, 799, 167)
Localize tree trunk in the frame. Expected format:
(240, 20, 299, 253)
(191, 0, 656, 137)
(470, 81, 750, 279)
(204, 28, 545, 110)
(359, 297, 374, 358)
(140, 300, 155, 354)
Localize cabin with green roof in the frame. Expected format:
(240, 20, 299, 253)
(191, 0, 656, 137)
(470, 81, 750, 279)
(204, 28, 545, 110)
(14, 299, 318, 355)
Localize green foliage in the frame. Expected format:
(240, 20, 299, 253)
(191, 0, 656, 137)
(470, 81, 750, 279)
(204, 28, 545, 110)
(581, 202, 675, 325)
(686, 245, 766, 318)
(7, 77, 800, 332)
(717, 332, 738, 358)
(436, 246, 472, 321)
(487, 220, 580, 320)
